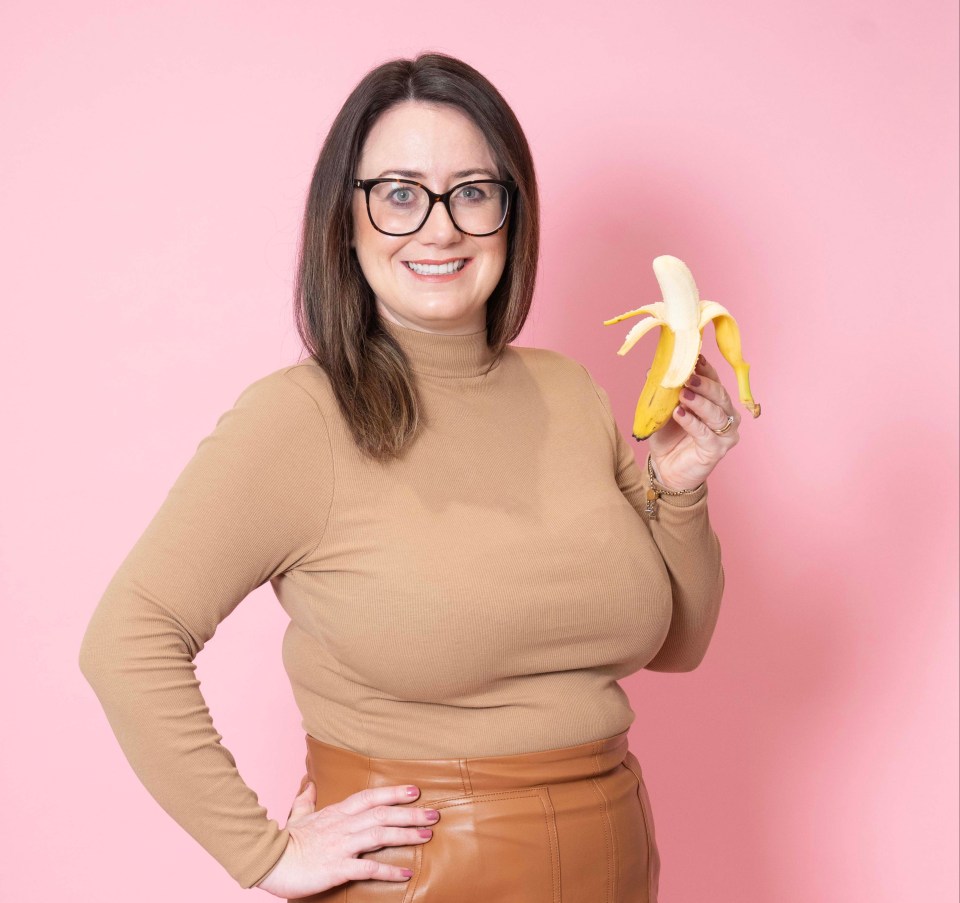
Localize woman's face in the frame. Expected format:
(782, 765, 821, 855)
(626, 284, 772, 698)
(351, 100, 509, 335)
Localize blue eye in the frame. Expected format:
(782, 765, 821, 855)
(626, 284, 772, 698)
(455, 185, 489, 203)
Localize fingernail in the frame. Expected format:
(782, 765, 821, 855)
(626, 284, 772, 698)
(425, 810, 440, 820)
(677, 406, 687, 417)
(406, 786, 420, 797)
(401, 868, 414, 878)
(686, 374, 701, 386)
(417, 828, 433, 838)
(682, 389, 695, 400)
(698, 354, 706, 365)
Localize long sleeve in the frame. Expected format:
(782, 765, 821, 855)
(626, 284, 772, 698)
(583, 369, 725, 672)
(78, 369, 335, 888)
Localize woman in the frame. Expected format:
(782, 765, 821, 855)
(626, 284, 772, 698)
(80, 53, 736, 902)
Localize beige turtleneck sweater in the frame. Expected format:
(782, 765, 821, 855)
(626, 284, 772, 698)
(79, 316, 725, 889)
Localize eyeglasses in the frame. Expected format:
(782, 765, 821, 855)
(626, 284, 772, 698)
(353, 177, 518, 237)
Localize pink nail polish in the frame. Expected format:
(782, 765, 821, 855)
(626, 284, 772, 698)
(677, 406, 686, 417)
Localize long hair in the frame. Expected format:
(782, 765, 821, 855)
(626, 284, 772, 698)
(293, 53, 540, 463)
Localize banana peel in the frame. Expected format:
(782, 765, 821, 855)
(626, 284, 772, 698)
(603, 255, 761, 440)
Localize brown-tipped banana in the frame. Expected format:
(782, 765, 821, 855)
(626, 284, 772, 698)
(602, 255, 761, 439)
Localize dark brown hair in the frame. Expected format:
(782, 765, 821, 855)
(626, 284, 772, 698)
(293, 52, 540, 463)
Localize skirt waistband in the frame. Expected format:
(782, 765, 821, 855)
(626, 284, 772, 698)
(304, 730, 631, 795)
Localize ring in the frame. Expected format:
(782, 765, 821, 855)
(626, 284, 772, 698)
(712, 414, 735, 435)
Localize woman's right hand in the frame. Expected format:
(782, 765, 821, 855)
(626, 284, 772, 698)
(254, 781, 439, 898)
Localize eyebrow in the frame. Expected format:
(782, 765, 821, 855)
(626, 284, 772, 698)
(376, 168, 499, 180)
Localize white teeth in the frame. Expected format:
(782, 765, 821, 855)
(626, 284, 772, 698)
(405, 259, 467, 275)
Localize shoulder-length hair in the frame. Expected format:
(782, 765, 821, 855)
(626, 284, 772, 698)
(293, 52, 540, 463)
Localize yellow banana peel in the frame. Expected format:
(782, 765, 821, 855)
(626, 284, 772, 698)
(603, 255, 761, 440)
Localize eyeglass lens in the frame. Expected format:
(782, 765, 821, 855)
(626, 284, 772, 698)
(368, 182, 509, 235)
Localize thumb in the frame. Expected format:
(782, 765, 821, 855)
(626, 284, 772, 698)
(286, 780, 316, 824)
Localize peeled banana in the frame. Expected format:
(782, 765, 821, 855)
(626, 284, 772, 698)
(603, 255, 761, 440)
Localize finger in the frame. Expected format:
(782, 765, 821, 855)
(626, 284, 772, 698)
(694, 353, 721, 382)
(347, 821, 435, 853)
(350, 802, 441, 833)
(673, 400, 729, 448)
(679, 385, 738, 435)
(685, 368, 739, 422)
(328, 785, 423, 818)
(340, 855, 414, 884)
(287, 779, 316, 823)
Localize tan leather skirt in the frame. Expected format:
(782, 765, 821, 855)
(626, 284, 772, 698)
(291, 729, 660, 902)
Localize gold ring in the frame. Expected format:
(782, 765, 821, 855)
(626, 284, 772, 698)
(712, 414, 735, 435)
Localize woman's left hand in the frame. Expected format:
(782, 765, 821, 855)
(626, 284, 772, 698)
(646, 354, 741, 491)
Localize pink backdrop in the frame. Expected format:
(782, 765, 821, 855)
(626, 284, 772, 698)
(1, 1, 957, 900)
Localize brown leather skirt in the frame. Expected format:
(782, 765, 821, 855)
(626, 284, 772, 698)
(291, 729, 660, 902)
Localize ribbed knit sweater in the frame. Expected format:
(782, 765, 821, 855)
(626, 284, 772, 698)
(79, 315, 725, 889)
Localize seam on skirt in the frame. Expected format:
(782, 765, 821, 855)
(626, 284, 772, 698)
(457, 757, 472, 796)
(402, 844, 423, 903)
(540, 786, 562, 903)
(344, 755, 376, 903)
(588, 775, 615, 903)
(623, 754, 657, 903)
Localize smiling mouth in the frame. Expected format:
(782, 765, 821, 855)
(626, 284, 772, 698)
(403, 259, 469, 276)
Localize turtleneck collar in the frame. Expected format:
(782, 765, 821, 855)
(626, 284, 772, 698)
(380, 316, 498, 379)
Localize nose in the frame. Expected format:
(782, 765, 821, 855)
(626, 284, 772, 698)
(418, 197, 461, 244)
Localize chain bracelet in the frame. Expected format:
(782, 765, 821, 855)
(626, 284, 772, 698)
(644, 454, 703, 519)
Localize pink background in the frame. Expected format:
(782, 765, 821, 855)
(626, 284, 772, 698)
(1, 1, 957, 900)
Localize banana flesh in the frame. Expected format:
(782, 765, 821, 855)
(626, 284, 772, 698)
(603, 255, 761, 440)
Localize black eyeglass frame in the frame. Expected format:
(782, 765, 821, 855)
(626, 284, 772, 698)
(352, 177, 519, 237)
